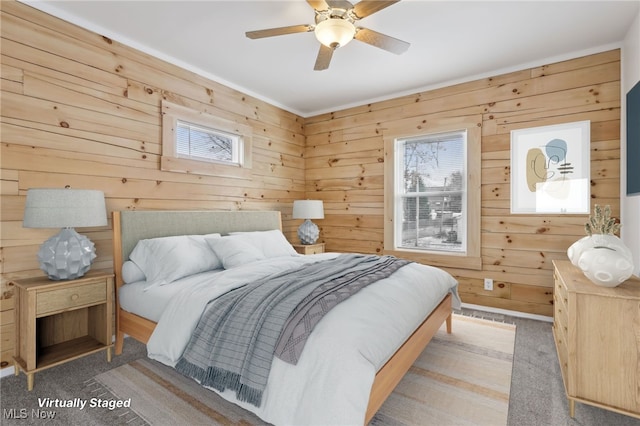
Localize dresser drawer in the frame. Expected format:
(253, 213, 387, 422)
(36, 281, 107, 317)
(553, 288, 569, 381)
(554, 273, 568, 306)
(554, 294, 568, 336)
(554, 323, 569, 381)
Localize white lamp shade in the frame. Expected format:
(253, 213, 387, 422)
(314, 18, 355, 48)
(23, 188, 107, 228)
(293, 200, 324, 220)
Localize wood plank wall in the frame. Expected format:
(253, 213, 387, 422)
(304, 49, 621, 318)
(0, 1, 622, 369)
(0, 1, 306, 368)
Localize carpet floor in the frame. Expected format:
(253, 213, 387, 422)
(2, 309, 639, 425)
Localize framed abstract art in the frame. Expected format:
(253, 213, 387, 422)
(510, 120, 591, 214)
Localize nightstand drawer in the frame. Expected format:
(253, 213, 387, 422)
(292, 243, 325, 255)
(36, 281, 106, 316)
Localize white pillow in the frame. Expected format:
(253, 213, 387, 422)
(122, 260, 146, 284)
(205, 236, 265, 269)
(129, 233, 222, 290)
(228, 229, 297, 258)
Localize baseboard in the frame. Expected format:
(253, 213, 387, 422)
(461, 302, 553, 323)
(0, 365, 14, 379)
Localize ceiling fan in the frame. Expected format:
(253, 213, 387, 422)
(246, 0, 409, 71)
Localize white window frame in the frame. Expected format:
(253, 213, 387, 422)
(161, 100, 252, 178)
(395, 130, 468, 253)
(384, 115, 482, 270)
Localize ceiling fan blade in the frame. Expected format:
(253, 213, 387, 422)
(326, 0, 354, 9)
(352, 1, 400, 19)
(314, 44, 334, 70)
(354, 27, 409, 54)
(307, 0, 330, 11)
(246, 25, 313, 39)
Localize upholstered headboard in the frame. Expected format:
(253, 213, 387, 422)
(112, 210, 282, 287)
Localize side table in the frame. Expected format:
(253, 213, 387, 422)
(12, 270, 114, 390)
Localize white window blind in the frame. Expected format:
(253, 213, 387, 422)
(176, 120, 241, 165)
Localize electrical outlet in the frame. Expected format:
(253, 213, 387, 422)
(484, 278, 493, 291)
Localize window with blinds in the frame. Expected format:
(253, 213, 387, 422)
(175, 120, 241, 165)
(160, 100, 252, 178)
(395, 130, 467, 254)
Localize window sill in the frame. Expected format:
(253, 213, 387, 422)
(383, 248, 482, 270)
(160, 156, 252, 179)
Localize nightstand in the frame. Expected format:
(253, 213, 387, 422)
(292, 243, 325, 255)
(12, 270, 114, 391)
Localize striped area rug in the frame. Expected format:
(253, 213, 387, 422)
(94, 314, 515, 425)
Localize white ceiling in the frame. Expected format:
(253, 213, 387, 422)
(22, 0, 640, 117)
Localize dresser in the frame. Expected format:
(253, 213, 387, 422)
(12, 271, 114, 390)
(552, 260, 640, 419)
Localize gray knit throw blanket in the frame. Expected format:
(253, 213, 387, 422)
(174, 254, 410, 407)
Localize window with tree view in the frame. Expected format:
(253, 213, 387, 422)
(396, 130, 466, 253)
(176, 120, 241, 166)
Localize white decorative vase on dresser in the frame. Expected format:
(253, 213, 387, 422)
(567, 234, 635, 287)
(567, 204, 635, 288)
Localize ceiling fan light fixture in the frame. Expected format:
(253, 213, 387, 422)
(314, 18, 355, 48)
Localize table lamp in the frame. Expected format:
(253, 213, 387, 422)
(23, 188, 108, 280)
(292, 200, 324, 245)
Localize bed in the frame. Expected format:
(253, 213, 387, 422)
(112, 210, 460, 425)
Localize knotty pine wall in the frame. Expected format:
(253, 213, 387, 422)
(0, 1, 622, 369)
(305, 49, 621, 317)
(0, 1, 305, 368)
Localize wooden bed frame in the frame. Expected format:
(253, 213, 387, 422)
(112, 210, 452, 425)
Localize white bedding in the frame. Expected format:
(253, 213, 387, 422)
(131, 252, 460, 425)
(119, 269, 225, 323)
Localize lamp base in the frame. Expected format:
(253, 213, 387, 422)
(37, 228, 96, 280)
(297, 219, 320, 245)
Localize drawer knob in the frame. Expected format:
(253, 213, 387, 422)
(71, 294, 79, 301)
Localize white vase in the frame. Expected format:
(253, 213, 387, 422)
(574, 234, 634, 287)
(567, 235, 592, 266)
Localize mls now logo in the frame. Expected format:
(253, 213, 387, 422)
(3, 408, 56, 419)
(3, 409, 28, 419)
